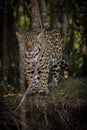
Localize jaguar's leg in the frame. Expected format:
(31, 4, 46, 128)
(50, 57, 69, 87)
(60, 60, 69, 79)
(38, 60, 49, 95)
(49, 56, 68, 87)
(50, 57, 68, 87)
(49, 63, 61, 87)
(24, 61, 39, 95)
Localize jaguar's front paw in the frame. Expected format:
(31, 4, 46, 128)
(38, 88, 49, 95)
(49, 80, 58, 88)
(28, 86, 38, 96)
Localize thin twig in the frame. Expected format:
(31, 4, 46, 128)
(44, 106, 48, 126)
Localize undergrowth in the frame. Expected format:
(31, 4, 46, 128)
(0, 77, 87, 130)
(51, 77, 87, 107)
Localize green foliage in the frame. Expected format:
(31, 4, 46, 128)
(0, 81, 7, 92)
(20, 14, 30, 30)
(66, 28, 84, 76)
(69, 49, 83, 76)
(0, 81, 17, 94)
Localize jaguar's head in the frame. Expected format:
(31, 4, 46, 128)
(16, 31, 33, 49)
(16, 29, 43, 50)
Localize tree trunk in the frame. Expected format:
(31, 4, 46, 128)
(16, 4, 25, 93)
(62, 12, 68, 45)
(16, 4, 26, 130)
(2, 5, 8, 84)
(31, 0, 41, 29)
(40, 0, 48, 28)
(50, 1, 58, 28)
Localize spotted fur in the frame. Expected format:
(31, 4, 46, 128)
(16, 29, 68, 95)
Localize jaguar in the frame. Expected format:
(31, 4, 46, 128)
(16, 28, 68, 95)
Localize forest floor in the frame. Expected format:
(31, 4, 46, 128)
(0, 77, 87, 130)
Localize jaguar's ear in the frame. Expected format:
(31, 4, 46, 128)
(16, 32, 22, 40)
